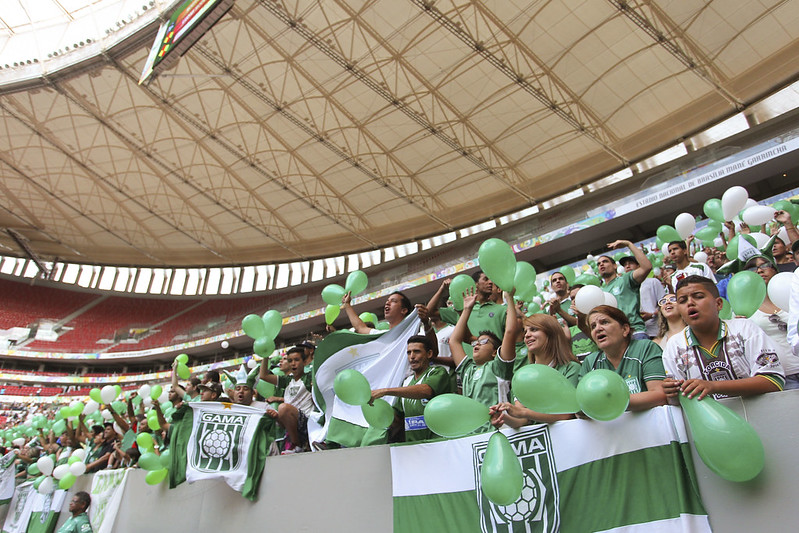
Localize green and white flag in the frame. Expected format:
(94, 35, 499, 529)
(169, 401, 272, 501)
(89, 468, 129, 533)
(0, 451, 16, 506)
(391, 406, 709, 533)
(311, 311, 421, 447)
(1, 481, 33, 533)
(26, 489, 67, 533)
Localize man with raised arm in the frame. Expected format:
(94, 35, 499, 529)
(596, 239, 652, 340)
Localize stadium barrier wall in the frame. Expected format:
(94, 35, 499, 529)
(47, 390, 799, 532)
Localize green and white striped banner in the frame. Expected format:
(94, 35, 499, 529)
(391, 406, 709, 533)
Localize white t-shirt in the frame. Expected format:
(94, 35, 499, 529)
(670, 262, 717, 290)
(749, 309, 799, 376)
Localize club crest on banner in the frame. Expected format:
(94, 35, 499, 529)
(472, 427, 560, 533)
(191, 411, 246, 473)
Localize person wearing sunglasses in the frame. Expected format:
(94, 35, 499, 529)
(744, 256, 799, 389)
(652, 294, 685, 350)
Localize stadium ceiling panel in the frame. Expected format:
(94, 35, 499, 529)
(0, 0, 798, 266)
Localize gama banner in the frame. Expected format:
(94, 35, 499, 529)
(89, 468, 129, 533)
(1, 481, 33, 533)
(169, 401, 272, 501)
(391, 406, 709, 533)
(0, 451, 17, 506)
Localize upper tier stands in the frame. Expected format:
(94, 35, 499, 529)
(1, 278, 291, 353)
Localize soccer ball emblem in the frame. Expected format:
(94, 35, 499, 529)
(202, 429, 231, 458)
(494, 473, 541, 523)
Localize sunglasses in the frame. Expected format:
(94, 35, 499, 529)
(471, 338, 492, 348)
(746, 262, 775, 272)
(658, 295, 677, 307)
(769, 314, 787, 332)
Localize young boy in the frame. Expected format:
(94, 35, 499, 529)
(369, 335, 453, 442)
(449, 287, 520, 413)
(662, 275, 784, 400)
(259, 346, 315, 453)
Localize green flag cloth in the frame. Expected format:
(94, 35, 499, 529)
(0, 451, 16, 506)
(391, 406, 708, 533)
(169, 401, 273, 501)
(26, 489, 67, 533)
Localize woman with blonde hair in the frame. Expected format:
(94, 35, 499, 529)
(490, 314, 581, 428)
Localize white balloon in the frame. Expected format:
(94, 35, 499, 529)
(83, 400, 99, 416)
(768, 272, 793, 312)
(674, 212, 696, 240)
(713, 237, 724, 248)
(247, 358, 257, 369)
(101, 409, 113, 420)
(742, 205, 776, 226)
(778, 227, 790, 246)
(575, 286, 606, 314)
(722, 185, 749, 221)
(533, 296, 543, 305)
(139, 384, 151, 398)
(112, 422, 123, 435)
(71, 449, 87, 462)
(52, 464, 70, 480)
(603, 292, 618, 308)
(652, 267, 661, 277)
(37, 456, 54, 477)
(661, 243, 670, 256)
(586, 254, 595, 261)
(158, 391, 168, 404)
(69, 461, 87, 477)
(12, 437, 25, 447)
(616, 265, 624, 274)
(100, 385, 117, 404)
(143, 397, 153, 408)
(749, 232, 771, 248)
(744, 198, 758, 209)
(37, 477, 54, 495)
(693, 251, 708, 264)
(221, 340, 229, 349)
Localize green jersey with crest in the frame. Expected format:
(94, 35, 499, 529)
(456, 348, 515, 409)
(579, 339, 665, 394)
(399, 365, 453, 442)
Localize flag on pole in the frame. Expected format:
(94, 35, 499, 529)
(25, 489, 67, 533)
(391, 406, 709, 533)
(169, 401, 273, 501)
(311, 311, 421, 447)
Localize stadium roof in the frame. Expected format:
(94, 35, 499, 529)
(1, 0, 799, 267)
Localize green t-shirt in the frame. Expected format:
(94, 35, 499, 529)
(513, 341, 529, 372)
(601, 271, 645, 332)
(57, 513, 92, 533)
(399, 366, 453, 442)
(438, 306, 460, 326)
(468, 301, 507, 339)
(569, 325, 598, 360)
(557, 361, 582, 387)
(579, 339, 665, 394)
(457, 349, 515, 408)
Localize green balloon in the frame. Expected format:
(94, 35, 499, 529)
(145, 468, 169, 485)
(175, 363, 190, 380)
(27, 463, 40, 476)
(725, 233, 757, 261)
(558, 265, 576, 285)
(375, 321, 390, 331)
(241, 313, 266, 339)
(52, 420, 67, 436)
(656, 225, 682, 243)
(322, 284, 346, 306)
(147, 417, 161, 431)
(679, 394, 764, 481)
(719, 298, 733, 320)
(477, 238, 517, 291)
(159, 449, 171, 470)
(59, 473, 77, 490)
(449, 274, 476, 311)
(358, 312, 378, 327)
(513, 262, 537, 301)
(772, 200, 799, 223)
(325, 304, 341, 325)
(345, 270, 368, 295)
(695, 225, 720, 242)
(138, 451, 162, 471)
(703, 198, 724, 222)
(573, 273, 601, 287)
(67, 456, 81, 465)
(32, 476, 45, 490)
(333, 369, 371, 406)
(512, 365, 579, 414)
(89, 388, 102, 403)
(727, 271, 766, 318)
(111, 401, 126, 414)
(256, 379, 275, 399)
(423, 394, 490, 438)
(114, 385, 123, 398)
(136, 432, 154, 452)
(481, 432, 524, 506)
(575, 369, 630, 421)
(176, 353, 189, 364)
(524, 302, 541, 317)
(361, 399, 395, 429)
(261, 310, 283, 340)
(253, 337, 275, 357)
(149, 385, 162, 401)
